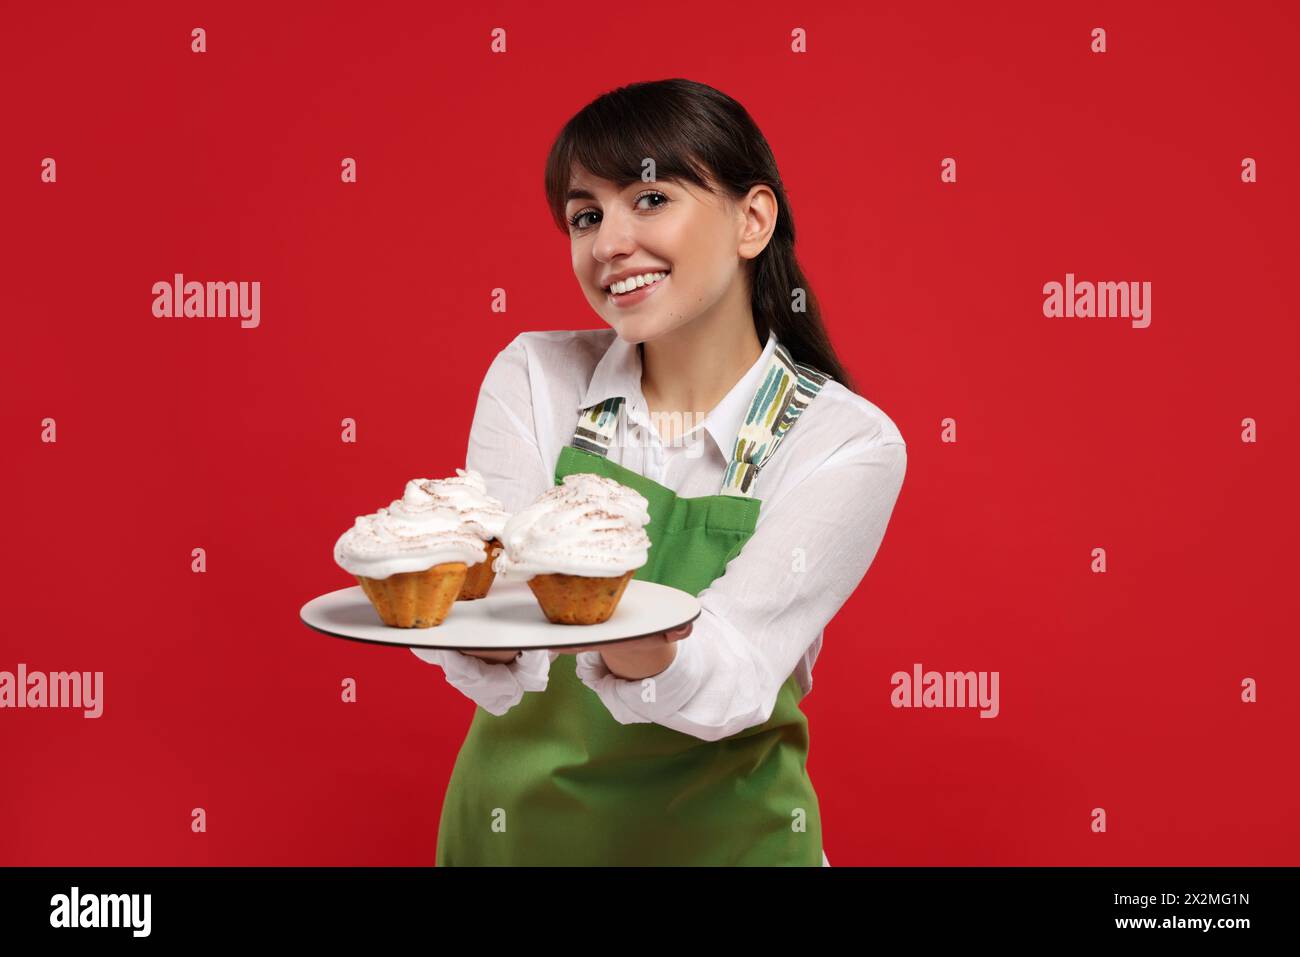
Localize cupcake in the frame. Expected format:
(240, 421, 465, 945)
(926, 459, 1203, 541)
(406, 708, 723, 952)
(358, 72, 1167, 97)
(414, 468, 510, 600)
(494, 473, 651, 625)
(334, 480, 488, 628)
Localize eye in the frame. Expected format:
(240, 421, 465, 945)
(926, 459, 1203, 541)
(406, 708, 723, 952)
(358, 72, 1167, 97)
(634, 189, 669, 211)
(567, 190, 670, 231)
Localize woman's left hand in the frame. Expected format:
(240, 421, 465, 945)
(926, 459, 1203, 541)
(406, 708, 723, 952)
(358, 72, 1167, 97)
(550, 622, 693, 679)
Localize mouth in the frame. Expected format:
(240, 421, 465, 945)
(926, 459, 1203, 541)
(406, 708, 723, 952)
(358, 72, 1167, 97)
(604, 270, 670, 307)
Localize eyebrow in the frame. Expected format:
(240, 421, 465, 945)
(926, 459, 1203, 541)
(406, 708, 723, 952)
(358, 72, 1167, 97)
(565, 178, 664, 204)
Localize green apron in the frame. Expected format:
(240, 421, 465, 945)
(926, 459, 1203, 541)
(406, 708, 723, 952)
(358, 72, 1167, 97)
(436, 336, 830, 865)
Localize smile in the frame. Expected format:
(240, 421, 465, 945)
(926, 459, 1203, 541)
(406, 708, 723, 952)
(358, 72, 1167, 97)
(605, 271, 669, 308)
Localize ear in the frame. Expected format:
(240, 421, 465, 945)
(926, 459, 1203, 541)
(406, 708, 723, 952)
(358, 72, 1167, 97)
(737, 184, 778, 261)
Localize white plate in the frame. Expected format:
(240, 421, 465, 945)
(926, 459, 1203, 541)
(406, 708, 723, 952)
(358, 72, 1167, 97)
(299, 578, 700, 650)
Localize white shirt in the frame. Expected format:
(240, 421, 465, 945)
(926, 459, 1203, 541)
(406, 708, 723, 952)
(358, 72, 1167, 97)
(412, 328, 907, 744)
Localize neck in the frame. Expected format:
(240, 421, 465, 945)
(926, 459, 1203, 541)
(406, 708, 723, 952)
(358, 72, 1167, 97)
(638, 311, 764, 427)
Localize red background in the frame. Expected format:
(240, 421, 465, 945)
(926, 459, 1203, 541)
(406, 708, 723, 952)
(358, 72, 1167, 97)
(2, 0, 1296, 865)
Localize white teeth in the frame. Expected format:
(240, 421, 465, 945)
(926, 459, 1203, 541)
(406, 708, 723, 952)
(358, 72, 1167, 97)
(608, 271, 668, 295)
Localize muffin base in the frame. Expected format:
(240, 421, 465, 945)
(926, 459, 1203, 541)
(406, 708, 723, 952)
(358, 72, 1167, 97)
(355, 562, 468, 628)
(526, 570, 635, 625)
(457, 538, 503, 601)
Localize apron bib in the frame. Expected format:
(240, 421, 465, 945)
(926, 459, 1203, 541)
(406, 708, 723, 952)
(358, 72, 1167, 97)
(436, 338, 830, 865)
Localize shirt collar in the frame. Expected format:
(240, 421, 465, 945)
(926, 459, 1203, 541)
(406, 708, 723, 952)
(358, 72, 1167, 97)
(578, 328, 779, 461)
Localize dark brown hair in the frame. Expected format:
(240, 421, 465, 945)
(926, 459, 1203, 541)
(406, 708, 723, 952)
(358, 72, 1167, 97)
(543, 77, 857, 393)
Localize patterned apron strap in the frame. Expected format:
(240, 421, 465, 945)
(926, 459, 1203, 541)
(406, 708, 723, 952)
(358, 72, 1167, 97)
(720, 340, 830, 498)
(571, 395, 623, 457)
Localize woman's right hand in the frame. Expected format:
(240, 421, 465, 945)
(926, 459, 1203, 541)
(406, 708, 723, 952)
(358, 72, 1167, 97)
(459, 649, 522, 664)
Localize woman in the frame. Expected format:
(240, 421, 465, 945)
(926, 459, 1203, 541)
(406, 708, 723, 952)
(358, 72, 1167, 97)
(413, 78, 907, 866)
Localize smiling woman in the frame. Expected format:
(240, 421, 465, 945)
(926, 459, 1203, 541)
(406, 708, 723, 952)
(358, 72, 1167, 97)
(543, 78, 854, 398)
(413, 78, 907, 867)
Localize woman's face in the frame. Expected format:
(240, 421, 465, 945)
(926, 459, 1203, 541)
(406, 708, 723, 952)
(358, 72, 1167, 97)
(564, 167, 755, 344)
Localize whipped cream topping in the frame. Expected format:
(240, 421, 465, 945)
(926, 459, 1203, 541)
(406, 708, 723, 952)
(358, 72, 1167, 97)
(334, 478, 490, 579)
(493, 472, 652, 580)
(415, 468, 509, 541)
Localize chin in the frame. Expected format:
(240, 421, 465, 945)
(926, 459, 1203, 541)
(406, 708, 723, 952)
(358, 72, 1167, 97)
(603, 316, 650, 344)
(605, 314, 685, 346)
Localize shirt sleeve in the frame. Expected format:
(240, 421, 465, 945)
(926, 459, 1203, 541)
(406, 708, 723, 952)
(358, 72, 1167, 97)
(573, 437, 907, 741)
(408, 334, 556, 712)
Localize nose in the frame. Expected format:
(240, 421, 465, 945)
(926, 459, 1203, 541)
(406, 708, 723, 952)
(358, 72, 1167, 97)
(590, 205, 640, 265)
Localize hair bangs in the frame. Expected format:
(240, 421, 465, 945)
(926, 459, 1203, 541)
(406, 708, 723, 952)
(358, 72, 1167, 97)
(544, 89, 716, 233)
